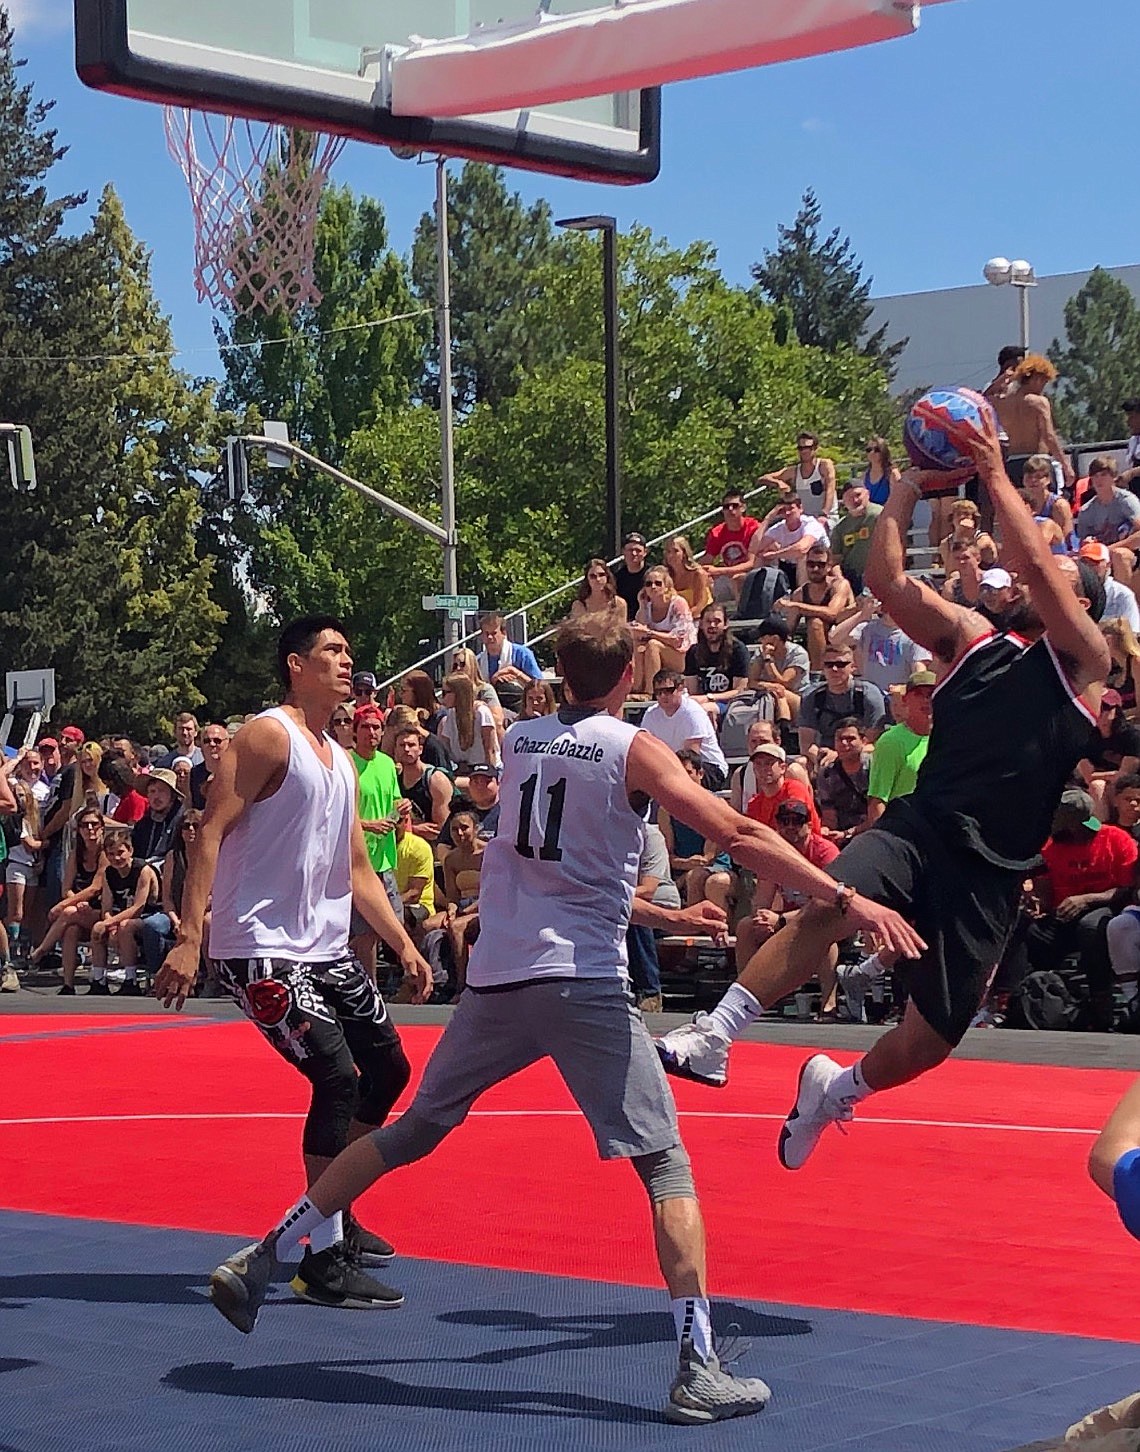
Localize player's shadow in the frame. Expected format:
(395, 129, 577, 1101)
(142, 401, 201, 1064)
(0, 1359, 37, 1375)
(0, 1272, 213, 1308)
(163, 1358, 663, 1424)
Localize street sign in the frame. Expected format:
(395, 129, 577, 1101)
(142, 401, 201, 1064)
(422, 594, 479, 612)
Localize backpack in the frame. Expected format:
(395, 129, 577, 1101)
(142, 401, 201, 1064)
(812, 681, 867, 745)
(734, 566, 788, 638)
(1005, 970, 1081, 1031)
(719, 694, 773, 759)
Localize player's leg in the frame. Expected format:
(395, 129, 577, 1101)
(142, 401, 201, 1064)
(545, 978, 770, 1423)
(1090, 1079, 1140, 1240)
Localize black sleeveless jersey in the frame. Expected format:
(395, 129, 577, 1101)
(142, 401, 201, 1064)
(105, 859, 156, 915)
(910, 632, 1097, 870)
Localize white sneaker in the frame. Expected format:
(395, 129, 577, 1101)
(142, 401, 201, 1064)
(666, 1334, 771, 1425)
(778, 1054, 852, 1170)
(655, 1013, 731, 1088)
(0, 963, 19, 993)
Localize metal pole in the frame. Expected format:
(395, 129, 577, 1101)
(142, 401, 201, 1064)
(1017, 283, 1030, 351)
(601, 224, 621, 558)
(436, 156, 460, 646)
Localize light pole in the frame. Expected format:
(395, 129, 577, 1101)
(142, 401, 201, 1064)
(983, 257, 1037, 351)
(436, 157, 460, 647)
(556, 214, 621, 558)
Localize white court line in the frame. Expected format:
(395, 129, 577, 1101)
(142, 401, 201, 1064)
(0, 1110, 1102, 1135)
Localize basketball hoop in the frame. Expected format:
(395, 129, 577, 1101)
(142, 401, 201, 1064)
(164, 108, 347, 316)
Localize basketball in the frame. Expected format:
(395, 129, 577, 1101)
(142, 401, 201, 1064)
(904, 387, 997, 481)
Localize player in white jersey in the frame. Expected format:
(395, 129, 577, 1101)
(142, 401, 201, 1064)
(154, 616, 433, 1314)
(204, 617, 921, 1424)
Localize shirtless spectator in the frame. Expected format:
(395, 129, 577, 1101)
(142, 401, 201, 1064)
(982, 344, 1026, 404)
(772, 543, 856, 672)
(1077, 459, 1140, 588)
(393, 726, 454, 843)
(747, 497, 829, 593)
(994, 353, 1075, 490)
(828, 593, 931, 698)
(748, 617, 809, 726)
(760, 432, 838, 528)
(814, 718, 872, 844)
(828, 481, 882, 595)
(1077, 543, 1140, 633)
(866, 670, 934, 822)
(701, 489, 761, 601)
(683, 604, 750, 726)
(728, 720, 810, 814)
(659, 750, 736, 917)
(797, 644, 887, 772)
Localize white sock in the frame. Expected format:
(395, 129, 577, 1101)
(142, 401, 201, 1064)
(828, 1059, 876, 1107)
(706, 983, 763, 1040)
(309, 1211, 344, 1253)
(672, 1296, 713, 1359)
(266, 1196, 336, 1261)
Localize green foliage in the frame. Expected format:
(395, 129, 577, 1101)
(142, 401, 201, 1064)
(1048, 267, 1140, 442)
(751, 188, 905, 378)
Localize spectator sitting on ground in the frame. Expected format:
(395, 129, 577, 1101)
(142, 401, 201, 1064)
(729, 720, 811, 814)
(571, 558, 628, 623)
(938, 498, 998, 577)
(684, 603, 750, 727)
(867, 669, 935, 823)
(442, 810, 484, 993)
(1103, 619, 1140, 709)
(630, 567, 698, 697)
(772, 542, 857, 673)
(517, 680, 557, 720)
(748, 496, 830, 593)
(748, 616, 809, 728)
(1110, 772, 1140, 843)
(190, 722, 230, 809)
(700, 488, 762, 601)
(815, 718, 872, 844)
(828, 593, 932, 698)
(641, 668, 728, 791)
(398, 670, 446, 735)
(829, 480, 882, 595)
(393, 725, 455, 843)
(449, 647, 506, 736)
(1077, 542, 1140, 633)
(744, 741, 819, 831)
(30, 805, 106, 992)
(328, 703, 355, 753)
(1022, 452, 1075, 546)
(664, 535, 713, 614)
(735, 796, 841, 1004)
(104, 757, 146, 824)
(659, 750, 737, 917)
(941, 539, 984, 606)
(1030, 790, 1138, 1031)
(87, 824, 159, 996)
(438, 673, 500, 778)
(435, 764, 500, 861)
(796, 643, 887, 774)
(862, 436, 901, 507)
(613, 532, 649, 621)
(477, 611, 543, 712)
(760, 431, 838, 527)
(131, 768, 184, 870)
(1078, 689, 1140, 821)
(381, 704, 455, 772)
(1076, 458, 1140, 586)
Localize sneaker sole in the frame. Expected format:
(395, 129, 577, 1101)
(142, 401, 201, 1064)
(666, 1398, 768, 1425)
(655, 1044, 728, 1090)
(209, 1265, 261, 1334)
(777, 1056, 815, 1171)
(289, 1275, 404, 1310)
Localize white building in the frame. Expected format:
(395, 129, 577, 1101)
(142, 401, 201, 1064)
(867, 263, 1140, 398)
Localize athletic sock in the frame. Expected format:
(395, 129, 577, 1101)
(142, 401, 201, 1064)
(122, 965, 137, 981)
(705, 983, 763, 1040)
(90, 965, 106, 982)
(828, 1059, 876, 1108)
(266, 1195, 336, 1262)
(309, 1211, 343, 1254)
(7, 925, 19, 950)
(672, 1296, 713, 1360)
(1113, 1149, 1140, 1240)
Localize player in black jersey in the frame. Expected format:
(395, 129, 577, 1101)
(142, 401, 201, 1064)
(659, 414, 1110, 1167)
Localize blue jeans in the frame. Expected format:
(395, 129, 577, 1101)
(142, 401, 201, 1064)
(626, 924, 661, 998)
(139, 912, 174, 974)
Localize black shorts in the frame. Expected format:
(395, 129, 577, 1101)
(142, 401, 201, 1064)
(827, 799, 1021, 1045)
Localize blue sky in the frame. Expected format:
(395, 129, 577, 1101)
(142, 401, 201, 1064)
(8, 0, 1139, 377)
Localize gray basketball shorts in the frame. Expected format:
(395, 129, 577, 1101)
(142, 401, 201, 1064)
(406, 976, 681, 1160)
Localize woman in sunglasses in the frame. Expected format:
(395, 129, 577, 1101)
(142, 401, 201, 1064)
(630, 568, 697, 698)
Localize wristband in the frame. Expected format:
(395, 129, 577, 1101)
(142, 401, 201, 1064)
(776, 915, 788, 932)
(834, 882, 856, 915)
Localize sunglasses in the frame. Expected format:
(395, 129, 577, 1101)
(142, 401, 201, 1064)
(807, 559, 828, 568)
(723, 501, 743, 510)
(654, 685, 678, 697)
(204, 736, 227, 745)
(646, 579, 667, 588)
(776, 813, 807, 826)
(823, 660, 850, 669)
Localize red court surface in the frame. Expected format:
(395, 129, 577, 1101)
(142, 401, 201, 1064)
(2, 1014, 1134, 1343)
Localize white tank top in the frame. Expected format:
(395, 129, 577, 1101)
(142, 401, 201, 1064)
(208, 707, 356, 962)
(466, 711, 644, 987)
(795, 459, 827, 517)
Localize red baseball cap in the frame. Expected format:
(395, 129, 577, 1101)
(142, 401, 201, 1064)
(353, 705, 384, 726)
(37, 736, 59, 749)
(1102, 688, 1125, 709)
(60, 725, 85, 743)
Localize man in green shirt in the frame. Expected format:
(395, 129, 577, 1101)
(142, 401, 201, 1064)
(829, 480, 883, 594)
(866, 669, 934, 821)
(349, 705, 402, 980)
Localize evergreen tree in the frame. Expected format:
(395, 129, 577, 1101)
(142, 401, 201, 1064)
(1049, 267, 1140, 442)
(751, 188, 904, 376)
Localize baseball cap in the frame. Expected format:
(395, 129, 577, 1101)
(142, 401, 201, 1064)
(1102, 688, 1125, 709)
(1078, 540, 1111, 564)
(1051, 789, 1100, 835)
(61, 725, 84, 743)
(147, 767, 185, 800)
(37, 736, 59, 749)
(469, 763, 501, 779)
(906, 669, 937, 689)
(774, 798, 810, 823)
(353, 704, 384, 725)
(352, 671, 378, 691)
(749, 743, 786, 763)
(978, 567, 1013, 590)
(622, 531, 646, 547)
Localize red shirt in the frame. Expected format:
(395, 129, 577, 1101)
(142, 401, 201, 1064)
(745, 778, 821, 834)
(112, 789, 148, 825)
(704, 517, 760, 568)
(1041, 825, 1137, 904)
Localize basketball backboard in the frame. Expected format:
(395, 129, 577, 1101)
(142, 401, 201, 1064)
(75, 1, 661, 184)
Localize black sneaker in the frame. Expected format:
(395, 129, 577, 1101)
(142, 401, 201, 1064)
(57, 984, 76, 996)
(290, 1245, 404, 1309)
(344, 1213, 395, 1265)
(116, 980, 144, 997)
(86, 980, 111, 996)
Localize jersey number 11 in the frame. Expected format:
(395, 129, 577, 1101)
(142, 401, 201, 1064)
(515, 774, 567, 861)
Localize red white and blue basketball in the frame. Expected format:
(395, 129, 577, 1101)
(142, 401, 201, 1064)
(904, 387, 997, 474)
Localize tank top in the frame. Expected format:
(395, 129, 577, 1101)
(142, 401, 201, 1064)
(208, 707, 356, 962)
(1033, 493, 1075, 554)
(73, 849, 101, 895)
(467, 710, 644, 987)
(105, 859, 156, 915)
(794, 460, 827, 517)
(863, 468, 891, 507)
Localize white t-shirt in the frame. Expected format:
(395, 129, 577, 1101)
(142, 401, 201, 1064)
(641, 694, 728, 778)
(1103, 576, 1140, 633)
(756, 515, 829, 558)
(439, 702, 497, 768)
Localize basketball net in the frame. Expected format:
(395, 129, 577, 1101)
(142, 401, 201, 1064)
(164, 108, 347, 316)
